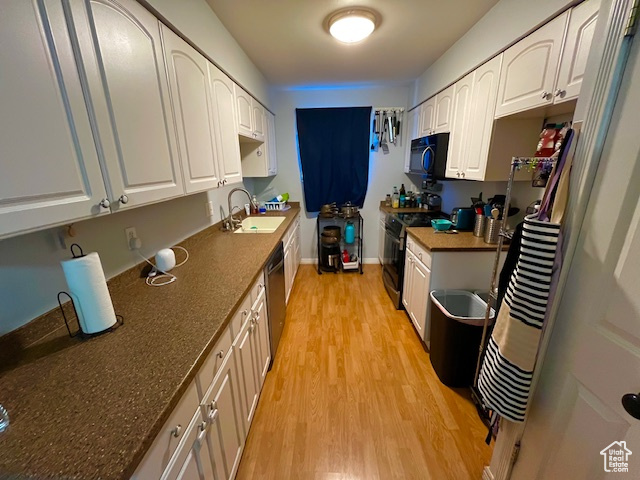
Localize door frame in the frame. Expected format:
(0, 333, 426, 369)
(485, 0, 639, 478)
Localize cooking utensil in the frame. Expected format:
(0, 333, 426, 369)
(321, 234, 339, 245)
(491, 208, 500, 220)
(371, 115, 376, 150)
(431, 219, 452, 231)
(322, 225, 341, 238)
(388, 114, 395, 144)
(340, 202, 359, 218)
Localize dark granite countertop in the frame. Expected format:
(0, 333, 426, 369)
(0, 206, 300, 480)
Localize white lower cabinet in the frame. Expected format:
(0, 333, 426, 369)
(135, 271, 274, 480)
(284, 214, 301, 304)
(403, 249, 431, 338)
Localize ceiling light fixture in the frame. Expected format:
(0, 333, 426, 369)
(326, 8, 379, 44)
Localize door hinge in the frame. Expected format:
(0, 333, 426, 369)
(511, 441, 521, 466)
(625, 0, 639, 37)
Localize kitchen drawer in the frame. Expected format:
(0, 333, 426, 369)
(196, 327, 233, 400)
(230, 294, 252, 341)
(250, 271, 266, 306)
(407, 234, 432, 268)
(132, 380, 199, 479)
(160, 409, 204, 480)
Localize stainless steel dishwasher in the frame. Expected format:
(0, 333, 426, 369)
(265, 241, 286, 369)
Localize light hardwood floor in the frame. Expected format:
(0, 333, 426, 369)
(236, 265, 492, 480)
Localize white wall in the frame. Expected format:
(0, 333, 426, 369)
(0, 184, 248, 336)
(145, 0, 270, 108)
(250, 85, 415, 262)
(412, 0, 575, 107)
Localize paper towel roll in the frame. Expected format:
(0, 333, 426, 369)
(61, 252, 117, 334)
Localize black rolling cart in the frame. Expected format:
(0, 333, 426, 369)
(316, 213, 363, 274)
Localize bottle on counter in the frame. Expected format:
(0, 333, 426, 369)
(392, 186, 399, 208)
(251, 195, 259, 214)
(399, 184, 406, 208)
(385, 194, 392, 207)
(259, 202, 267, 214)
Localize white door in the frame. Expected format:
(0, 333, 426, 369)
(434, 85, 455, 133)
(511, 35, 640, 479)
(266, 112, 278, 175)
(162, 26, 221, 194)
(495, 12, 568, 117)
(419, 97, 435, 137)
(251, 100, 266, 142)
(204, 354, 244, 480)
(252, 291, 271, 387)
(0, 1, 109, 239)
(232, 317, 259, 438)
(408, 256, 430, 338)
(464, 55, 502, 181)
(284, 245, 293, 304)
(209, 66, 243, 186)
(404, 107, 421, 172)
(555, 0, 600, 103)
(402, 250, 414, 311)
(446, 72, 474, 179)
(234, 84, 253, 138)
(67, 0, 184, 210)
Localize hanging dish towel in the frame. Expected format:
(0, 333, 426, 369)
(478, 129, 575, 422)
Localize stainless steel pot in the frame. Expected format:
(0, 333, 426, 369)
(340, 202, 359, 217)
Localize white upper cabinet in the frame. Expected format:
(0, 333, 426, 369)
(404, 107, 421, 173)
(267, 111, 278, 176)
(419, 96, 435, 137)
(162, 26, 221, 194)
(252, 100, 266, 142)
(234, 85, 254, 138)
(209, 65, 243, 186)
(465, 55, 502, 180)
(0, 1, 108, 239)
(67, 0, 184, 210)
(433, 85, 455, 133)
(555, 0, 600, 103)
(446, 72, 474, 179)
(495, 12, 569, 117)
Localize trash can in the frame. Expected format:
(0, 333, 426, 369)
(429, 290, 495, 387)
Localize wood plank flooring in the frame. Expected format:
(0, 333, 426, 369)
(236, 265, 492, 479)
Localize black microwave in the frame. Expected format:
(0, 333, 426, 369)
(408, 133, 449, 179)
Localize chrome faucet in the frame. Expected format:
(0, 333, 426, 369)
(224, 187, 256, 231)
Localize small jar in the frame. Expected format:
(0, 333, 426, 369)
(385, 194, 392, 207)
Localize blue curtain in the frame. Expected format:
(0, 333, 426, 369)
(296, 107, 372, 212)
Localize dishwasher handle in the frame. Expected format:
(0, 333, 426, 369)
(267, 259, 285, 275)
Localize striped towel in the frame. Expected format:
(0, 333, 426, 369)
(478, 214, 561, 422)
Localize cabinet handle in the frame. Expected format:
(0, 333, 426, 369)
(541, 91, 550, 100)
(99, 198, 110, 209)
(171, 425, 182, 438)
(254, 314, 260, 324)
(216, 350, 224, 359)
(456, 172, 460, 178)
(242, 309, 249, 317)
(249, 324, 255, 333)
(554, 89, 565, 98)
(198, 420, 208, 432)
(258, 283, 264, 292)
(461, 172, 465, 178)
(257, 148, 262, 156)
(418, 252, 422, 260)
(253, 132, 257, 138)
(208, 408, 219, 423)
(118, 194, 129, 205)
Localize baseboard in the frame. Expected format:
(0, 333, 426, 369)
(483, 466, 495, 480)
(301, 258, 381, 265)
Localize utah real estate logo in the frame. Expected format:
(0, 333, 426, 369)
(600, 441, 632, 473)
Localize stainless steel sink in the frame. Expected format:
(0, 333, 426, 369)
(233, 216, 286, 233)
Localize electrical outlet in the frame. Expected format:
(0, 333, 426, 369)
(206, 201, 214, 218)
(125, 227, 138, 250)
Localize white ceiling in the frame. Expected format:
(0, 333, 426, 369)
(205, 0, 500, 87)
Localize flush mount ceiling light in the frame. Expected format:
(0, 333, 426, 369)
(326, 8, 379, 44)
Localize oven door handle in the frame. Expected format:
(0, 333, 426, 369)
(384, 228, 404, 250)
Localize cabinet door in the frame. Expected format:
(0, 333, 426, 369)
(167, 431, 214, 480)
(378, 220, 386, 265)
(495, 12, 569, 117)
(266, 112, 278, 175)
(251, 99, 266, 142)
(434, 85, 455, 133)
(234, 84, 253, 138)
(162, 26, 221, 194)
(402, 250, 414, 311)
(555, 0, 600, 103)
(404, 108, 421, 173)
(203, 353, 244, 480)
(284, 245, 293, 304)
(294, 221, 302, 271)
(464, 55, 502, 181)
(419, 97, 435, 137)
(209, 65, 243, 186)
(160, 410, 207, 480)
(0, 1, 108, 239)
(446, 72, 474, 179)
(409, 257, 431, 340)
(252, 291, 271, 388)
(232, 317, 259, 437)
(67, 0, 184, 210)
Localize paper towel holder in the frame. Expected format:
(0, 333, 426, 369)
(57, 292, 123, 338)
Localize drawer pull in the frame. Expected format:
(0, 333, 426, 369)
(171, 425, 182, 438)
(209, 408, 219, 423)
(216, 350, 224, 359)
(198, 420, 207, 432)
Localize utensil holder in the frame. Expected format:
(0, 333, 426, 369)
(484, 218, 502, 244)
(473, 214, 486, 237)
